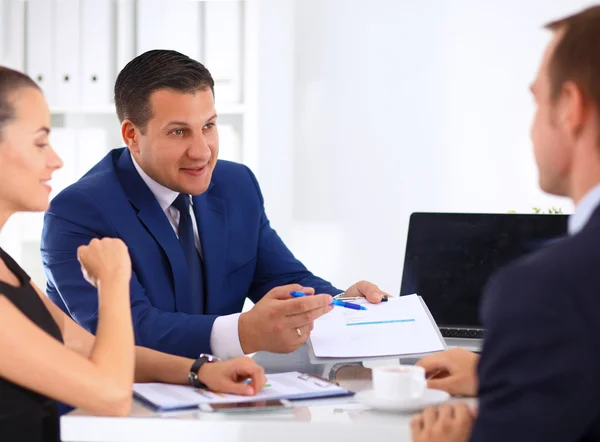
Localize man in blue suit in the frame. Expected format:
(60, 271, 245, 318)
(41, 50, 388, 360)
(410, 5, 600, 442)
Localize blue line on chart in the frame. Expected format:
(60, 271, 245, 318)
(346, 319, 416, 326)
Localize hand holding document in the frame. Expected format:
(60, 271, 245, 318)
(309, 294, 446, 359)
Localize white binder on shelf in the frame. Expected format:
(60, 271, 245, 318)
(49, 128, 77, 199)
(18, 213, 44, 243)
(54, 0, 81, 106)
(136, 0, 201, 60)
(216, 124, 241, 163)
(0, 0, 6, 64)
(204, 1, 242, 103)
(80, 0, 114, 106)
(0, 213, 23, 262)
(0, 0, 25, 70)
(116, 0, 135, 72)
(75, 128, 108, 178)
(0, 1, 4, 65)
(26, 0, 55, 105)
(21, 239, 48, 291)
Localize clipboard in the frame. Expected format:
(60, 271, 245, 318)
(132, 371, 354, 412)
(308, 295, 447, 364)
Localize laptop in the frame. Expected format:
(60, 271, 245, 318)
(399, 212, 568, 351)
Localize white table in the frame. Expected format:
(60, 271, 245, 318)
(61, 345, 475, 442)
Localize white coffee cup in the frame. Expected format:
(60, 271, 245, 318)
(372, 365, 426, 401)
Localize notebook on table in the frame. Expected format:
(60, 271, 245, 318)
(133, 371, 353, 412)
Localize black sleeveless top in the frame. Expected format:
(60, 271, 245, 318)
(0, 247, 63, 442)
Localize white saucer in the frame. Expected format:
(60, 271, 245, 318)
(355, 389, 450, 413)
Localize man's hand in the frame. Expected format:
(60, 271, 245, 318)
(415, 348, 480, 397)
(198, 357, 266, 396)
(342, 280, 390, 304)
(411, 404, 476, 442)
(238, 284, 333, 354)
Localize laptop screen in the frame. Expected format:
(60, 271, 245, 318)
(399, 212, 568, 328)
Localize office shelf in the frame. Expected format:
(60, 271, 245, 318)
(50, 103, 246, 116)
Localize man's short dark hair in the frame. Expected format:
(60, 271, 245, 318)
(114, 50, 215, 133)
(545, 6, 600, 140)
(0, 67, 40, 140)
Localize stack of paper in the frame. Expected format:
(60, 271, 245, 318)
(133, 371, 353, 412)
(309, 294, 446, 359)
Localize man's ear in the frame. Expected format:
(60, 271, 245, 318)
(121, 120, 140, 153)
(559, 80, 587, 140)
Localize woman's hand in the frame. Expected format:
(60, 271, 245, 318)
(198, 357, 266, 396)
(77, 238, 132, 287)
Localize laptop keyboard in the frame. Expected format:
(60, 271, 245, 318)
(441, 328, 484, 339)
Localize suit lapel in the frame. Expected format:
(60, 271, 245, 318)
(193, 189, 228, 312)
(115, 149, 192, 311)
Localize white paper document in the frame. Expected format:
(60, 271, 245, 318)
(310, 294, 445, 358)
(133, 371, 352, 412)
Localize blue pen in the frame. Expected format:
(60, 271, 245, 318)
(331, 299, 367, 311)
(290, 291, 367, 310)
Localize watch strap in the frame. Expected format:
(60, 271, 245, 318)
(189, 354, 220, 388)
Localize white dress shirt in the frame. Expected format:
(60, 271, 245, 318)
(568, 184, 600, 236)
(132, 158, 245, 359)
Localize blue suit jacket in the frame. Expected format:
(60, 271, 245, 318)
(41, 148, 341, 358)
(471, 207, 600, 441)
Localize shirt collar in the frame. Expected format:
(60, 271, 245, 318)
(131, 156, 179, 212)
(568, 183, 600, 235)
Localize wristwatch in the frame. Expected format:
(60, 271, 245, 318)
(189, 353, 221, 388)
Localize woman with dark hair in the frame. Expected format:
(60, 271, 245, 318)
(0, 67, 266, 442)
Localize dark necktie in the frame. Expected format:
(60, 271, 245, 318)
(172, 193, 204, 314)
